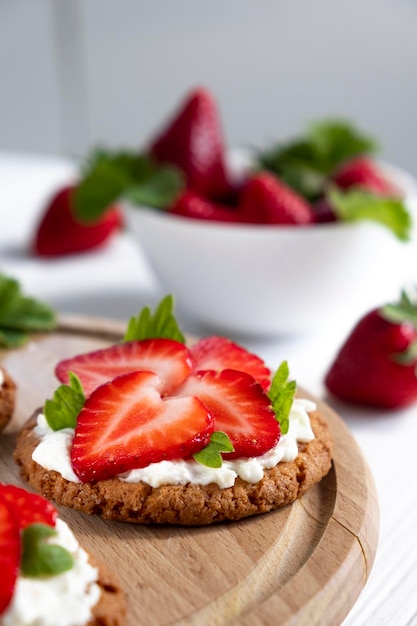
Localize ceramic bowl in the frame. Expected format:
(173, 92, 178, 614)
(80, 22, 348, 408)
(125, 162, 417, 337)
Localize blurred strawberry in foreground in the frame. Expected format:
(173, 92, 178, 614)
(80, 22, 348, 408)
(149, 87, 231, 200)
(332, 156, 399, 197)
(239, 173, 315, 225)
(33, 185, 123, 257)
(325, 289, 417, 409)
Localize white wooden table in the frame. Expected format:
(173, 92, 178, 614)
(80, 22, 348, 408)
(1, 152, 416, 625)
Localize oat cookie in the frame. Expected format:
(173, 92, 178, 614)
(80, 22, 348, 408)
(14, 409, 332, 526)
(0, 367, 16, 431)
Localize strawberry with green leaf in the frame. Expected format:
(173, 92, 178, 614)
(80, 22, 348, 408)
(325, 289, 417, 408)
(33, 185, 123, 257)
(46, 295, 302, 479)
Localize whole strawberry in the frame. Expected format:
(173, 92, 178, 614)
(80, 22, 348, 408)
(239, 172, 315, 225)
(325, 290, 417, 409)
(331, 156, 399, 197)
(33, 185, 123, 257)
(148, 87, 231, 200)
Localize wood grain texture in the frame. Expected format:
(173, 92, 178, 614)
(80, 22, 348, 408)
(0, 315, 379, 626)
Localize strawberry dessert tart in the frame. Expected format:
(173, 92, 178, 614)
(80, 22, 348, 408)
(0, 368, 16, 432)
(0, 483, 125, 626)
(14, 297, 333, 526)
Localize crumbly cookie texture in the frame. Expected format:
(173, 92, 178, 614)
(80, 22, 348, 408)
(14, 409, 332, 526)
(0, 368, 16, 431)
(87, 554, 126, 626)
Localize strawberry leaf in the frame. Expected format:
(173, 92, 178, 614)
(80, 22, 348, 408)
(256, 119, 378, 201)
(381, 288, 417, 327)
(73, 150, 184, 222)
(328, 187, 412, 241)
(0, 274, 56, 348)
(193, 431, 234, 468)
(21, 523, 73, 577)
(123, 295, 185, 343)
(44, 372, 85, 431)
(268, 361, 297, 435)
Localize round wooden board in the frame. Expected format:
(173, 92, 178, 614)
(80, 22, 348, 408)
(0, 315, 379, 626)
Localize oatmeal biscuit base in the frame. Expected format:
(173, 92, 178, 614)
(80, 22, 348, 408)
(0, 368, 16, 431)
(87, 554, 126, 626)
(14, 409, 333, 526)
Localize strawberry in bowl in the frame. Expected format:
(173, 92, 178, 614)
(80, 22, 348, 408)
(62, 87, 417, 335)
(14, 296, 333, 526)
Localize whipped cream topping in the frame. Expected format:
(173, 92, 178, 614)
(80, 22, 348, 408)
(1, 519, 101, 626)
(32, 398, 316, 489)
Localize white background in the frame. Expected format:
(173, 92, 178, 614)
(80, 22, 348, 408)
(1, 0, 417, 176)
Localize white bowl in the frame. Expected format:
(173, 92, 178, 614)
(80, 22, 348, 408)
(125, 162, 417, 337)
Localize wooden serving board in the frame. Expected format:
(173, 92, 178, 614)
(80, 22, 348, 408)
(0, 315, 379, 626)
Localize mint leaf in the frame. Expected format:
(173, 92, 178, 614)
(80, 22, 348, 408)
(0, 274, 56, 348)
(256, 118, 378, 201)
(21, 523, 74, 577)
(193, 432, 234, 468)
(306, 119, 378, 170)
(123, 294, 185, 343)
(268, 361, 297, 435)
(124, 164, 184, 209)
(329, 187, 412, 241)
(73, 150, 184, 222)
(44, 372, 85, 431)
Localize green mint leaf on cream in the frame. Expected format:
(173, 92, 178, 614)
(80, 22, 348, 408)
(0, 274, 56, 348)
(21, 523, 74, 577)
(123, 294, 185, 343)
(73, 150, 184, 222)
(268, 361, 297, 435)
(44, 372, 85, 431)
(193, 432, 234, 468)
(329, 187, 412, 241)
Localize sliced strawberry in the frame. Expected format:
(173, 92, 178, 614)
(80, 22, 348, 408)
(0, 494, 20, 615)
(56, 338, 193, 397)
(190, 336, 271, 391)
(331, 157, 399, 196)
(176, 369, 279, 459)
(149, 87, 231, 200)
(0, 484, 57, 529)
(170, 191, 241, 223)
(33, 185, 123, 257)
(239, 172, 315, 225)
(71, 371, 213, 482)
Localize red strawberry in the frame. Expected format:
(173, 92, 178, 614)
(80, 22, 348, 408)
(0, 494, 20, 615)
(239, 173, 315, 225)
(33, 185, 123, 257)
(149, 87, 231, 199)
(331, 157, 399, 196)
(56, 338, 193, 397)
(190, 336, 271, 391)
(325, 290, 417, 408)
(71, 370, 213, 482)
(175, 369, 279, 459)
(170, 191, 241, 223)
(0, 484, 57, 529)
